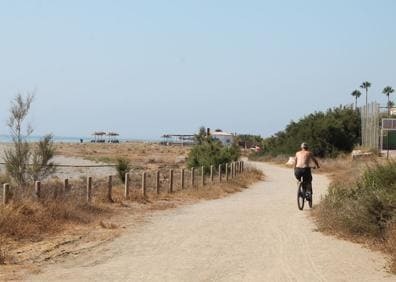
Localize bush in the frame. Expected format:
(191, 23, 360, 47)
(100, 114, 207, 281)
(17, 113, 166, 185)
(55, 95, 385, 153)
(116, 158, 130, 183)
(256, 106, 360, 158)
(187, 138, 240, 173)
(316, 161, 396, 237)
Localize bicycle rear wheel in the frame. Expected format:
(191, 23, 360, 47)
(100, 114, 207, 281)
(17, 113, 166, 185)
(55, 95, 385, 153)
(297, 182, 305, 210)
(308, 196, 312, 208)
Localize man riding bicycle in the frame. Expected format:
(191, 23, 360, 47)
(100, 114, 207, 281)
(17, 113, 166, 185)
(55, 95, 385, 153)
(294, 143, 320, 199)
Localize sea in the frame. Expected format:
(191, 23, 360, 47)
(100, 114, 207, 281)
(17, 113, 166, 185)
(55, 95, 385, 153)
(0, 135, 158, 143)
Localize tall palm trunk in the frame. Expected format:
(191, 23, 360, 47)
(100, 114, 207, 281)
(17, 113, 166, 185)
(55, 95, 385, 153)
(388, 94, 390, 117)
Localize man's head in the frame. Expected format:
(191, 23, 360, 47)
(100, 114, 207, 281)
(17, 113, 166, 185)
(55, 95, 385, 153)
(301, 142, 309, 150)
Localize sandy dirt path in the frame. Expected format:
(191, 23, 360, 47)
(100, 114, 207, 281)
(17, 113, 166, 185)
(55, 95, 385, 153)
(27, 162, 393, 281)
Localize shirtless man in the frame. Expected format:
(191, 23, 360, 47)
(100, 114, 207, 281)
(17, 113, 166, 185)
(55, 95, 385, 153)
(294, 143, 320, 197)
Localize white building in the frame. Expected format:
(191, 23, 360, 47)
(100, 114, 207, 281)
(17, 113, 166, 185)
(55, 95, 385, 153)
(211, 131, 234, 146)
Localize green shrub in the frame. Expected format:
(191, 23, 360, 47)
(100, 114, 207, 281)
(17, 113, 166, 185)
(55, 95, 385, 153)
(187, 138, 240, 173)
(256, 106, 360, 158)
(116, 158, 130, 183)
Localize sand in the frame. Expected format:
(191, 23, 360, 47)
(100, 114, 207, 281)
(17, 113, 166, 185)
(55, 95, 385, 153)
(25, 161, 394, 281)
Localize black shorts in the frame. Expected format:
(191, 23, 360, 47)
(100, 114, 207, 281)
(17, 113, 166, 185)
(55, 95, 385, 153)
(294, 167, 312, 184)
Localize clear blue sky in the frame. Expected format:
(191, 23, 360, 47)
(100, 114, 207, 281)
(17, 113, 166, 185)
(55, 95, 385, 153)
(0, 0, 395, 139)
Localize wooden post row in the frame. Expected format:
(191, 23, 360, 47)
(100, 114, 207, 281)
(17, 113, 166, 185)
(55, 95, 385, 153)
(201, 166, 205, 186)
(191, 167, 195, 187)
(3, 183, 10, 205)
(169, 169, 174, 193)
(86, 176, 92, 203)
(142, 171, 147, 197)
(156, 170, 160, 194)
(64, 178, 69, 193)
(218, 164, 222, 182)
(35, 181, 41, 198)
(181, 168, 185, 189)
(107, 175, 113, 202)
(124, 173, 129, 198)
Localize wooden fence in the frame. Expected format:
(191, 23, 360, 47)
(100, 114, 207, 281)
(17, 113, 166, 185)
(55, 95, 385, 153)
(1, 161, 246, 205)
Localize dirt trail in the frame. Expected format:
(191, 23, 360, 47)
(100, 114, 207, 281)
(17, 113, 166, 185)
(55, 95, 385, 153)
(27, 162, 393, 281)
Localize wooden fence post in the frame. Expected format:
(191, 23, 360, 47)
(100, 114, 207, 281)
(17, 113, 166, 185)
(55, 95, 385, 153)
(241, 161, 244, 172)
(64, 178, 69, 193)
(225, 163, 229, 181)
(86, 176, 92, 203)
(142, 172, 147, 197)
(3, 183, 10, 205)
(124, 172, 129, 199)
(181, 168, 185, 189)
(201, 166, 205, 186)
(191, 167, 195, 187)
(107, 175, 113, 202)
(235, 162, 239, 175)
(156, 170, 160, 194)
(35, 181, 41, 198)
(218, 164, 222, 182)
(210, 165, 214, 183)
(169, 169, 174, 193)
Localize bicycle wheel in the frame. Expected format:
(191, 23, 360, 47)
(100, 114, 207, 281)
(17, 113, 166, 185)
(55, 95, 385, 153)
(306, 184, 313, 208)
(297, 182, 305, 210)
(308, 194, 313, 208)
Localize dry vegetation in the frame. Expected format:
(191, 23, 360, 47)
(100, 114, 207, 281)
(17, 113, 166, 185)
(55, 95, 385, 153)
(311, 155, 396, 273)
(55, 142, 190, 170)
(0, 163, 262, 274)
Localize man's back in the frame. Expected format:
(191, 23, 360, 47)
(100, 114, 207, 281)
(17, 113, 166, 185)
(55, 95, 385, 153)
(295, 150, 313, 168)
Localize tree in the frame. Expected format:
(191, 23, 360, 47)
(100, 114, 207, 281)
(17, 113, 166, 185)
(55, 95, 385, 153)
(3, 93, 34, 185)
(351, 89, 362, 110)
(360, 81, 371, 108)
(29, 134, 56, 181)
(257, 106, 361, 158)
(3, 93, 56, 186)
(187, 127, 240, 172)
(383, 86, 395, 117)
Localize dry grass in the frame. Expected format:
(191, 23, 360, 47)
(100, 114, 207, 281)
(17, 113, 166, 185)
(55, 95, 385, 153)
(312, 156, 396, 273)
(55, 142, 189, 170)
(0, 167, 263, 266)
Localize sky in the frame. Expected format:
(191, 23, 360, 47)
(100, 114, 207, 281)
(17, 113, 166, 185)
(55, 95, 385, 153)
(0, 0, 395, 140)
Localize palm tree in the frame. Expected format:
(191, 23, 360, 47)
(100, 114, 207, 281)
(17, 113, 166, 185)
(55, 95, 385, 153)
(360, 81, 371, 108)
(383, 86, 395, 116)
(360, 81, 371, 147)
(351, 89, 362, 110)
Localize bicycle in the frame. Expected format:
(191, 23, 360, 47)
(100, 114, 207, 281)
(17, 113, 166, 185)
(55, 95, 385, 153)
(296, 167, 316, 210)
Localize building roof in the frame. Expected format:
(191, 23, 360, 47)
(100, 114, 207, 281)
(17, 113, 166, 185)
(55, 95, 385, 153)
(211, 131, 233, 136)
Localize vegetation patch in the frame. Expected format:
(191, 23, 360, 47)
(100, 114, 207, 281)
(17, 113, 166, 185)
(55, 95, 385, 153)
(252, 106, 360, 158)
(313, 161, 396, 272)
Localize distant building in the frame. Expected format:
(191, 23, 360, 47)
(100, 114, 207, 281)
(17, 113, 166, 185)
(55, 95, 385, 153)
(211, 130, 234, 146)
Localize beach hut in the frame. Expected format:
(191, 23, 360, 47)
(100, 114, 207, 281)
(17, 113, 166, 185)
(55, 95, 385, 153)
(91, 131, 106, 143)
(107, 132, 120, 143)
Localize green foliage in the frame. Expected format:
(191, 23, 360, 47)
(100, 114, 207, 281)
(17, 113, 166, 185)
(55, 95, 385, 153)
(318, 161, 396, 237)
(187, 130, 240, 172)
(257, 106, 360, 158)
(116, 158, 130, 183)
